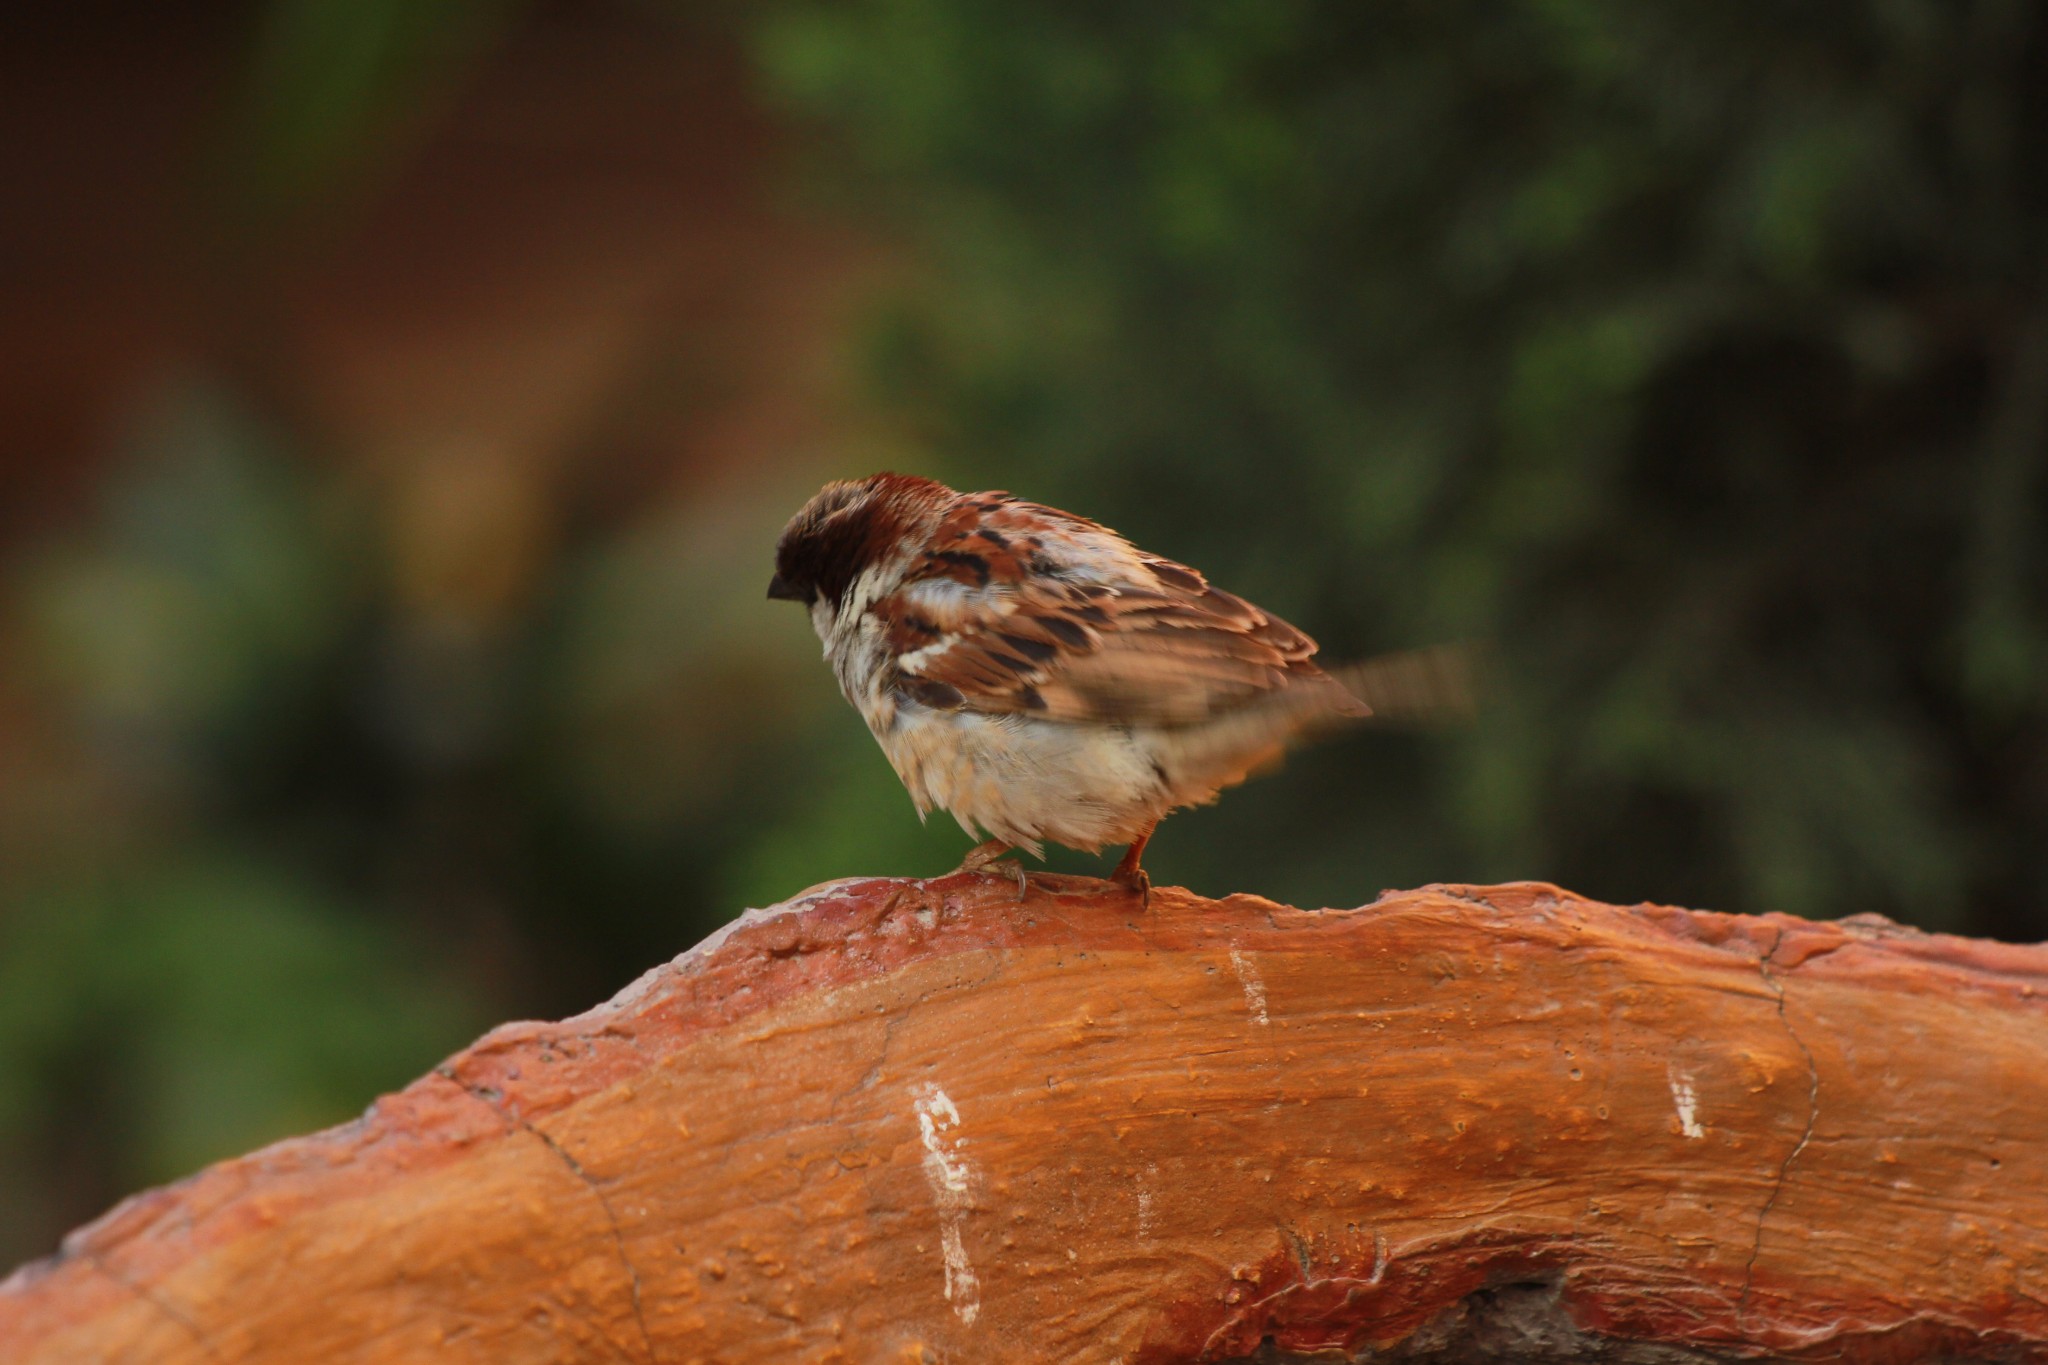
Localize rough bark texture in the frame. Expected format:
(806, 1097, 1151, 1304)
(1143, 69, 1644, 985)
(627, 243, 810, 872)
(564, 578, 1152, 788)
(3, 877, 2046, 1363)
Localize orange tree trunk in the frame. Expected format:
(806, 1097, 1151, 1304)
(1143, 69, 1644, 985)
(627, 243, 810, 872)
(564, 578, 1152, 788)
(2, 878, 2044, 1363)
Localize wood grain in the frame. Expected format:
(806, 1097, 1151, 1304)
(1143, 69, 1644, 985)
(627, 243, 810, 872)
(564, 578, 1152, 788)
(3, 878, 2045, 1362)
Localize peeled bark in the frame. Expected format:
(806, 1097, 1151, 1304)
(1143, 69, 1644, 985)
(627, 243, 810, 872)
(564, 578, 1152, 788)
(2, 877, 2045, 1363)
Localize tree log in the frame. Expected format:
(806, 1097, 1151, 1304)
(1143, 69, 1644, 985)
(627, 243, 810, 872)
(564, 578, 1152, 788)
(2, 878, 2045, 1363)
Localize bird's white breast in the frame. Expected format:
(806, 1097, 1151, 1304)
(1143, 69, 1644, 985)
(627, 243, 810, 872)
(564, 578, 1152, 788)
(874, 703, 1168, 854)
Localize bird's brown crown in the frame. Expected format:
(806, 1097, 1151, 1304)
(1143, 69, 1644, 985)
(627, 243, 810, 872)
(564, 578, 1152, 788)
(769, 473, 950, 608)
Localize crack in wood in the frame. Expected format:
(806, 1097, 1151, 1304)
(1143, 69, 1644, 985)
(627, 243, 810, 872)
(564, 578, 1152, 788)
(436, 1068, 656, 1363)
(1739, 928, 1821, 1327)
(81, 1250, 226, 1365)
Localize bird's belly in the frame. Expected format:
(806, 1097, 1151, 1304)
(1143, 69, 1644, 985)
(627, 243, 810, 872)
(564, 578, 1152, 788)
(874, 706, 1168, 854)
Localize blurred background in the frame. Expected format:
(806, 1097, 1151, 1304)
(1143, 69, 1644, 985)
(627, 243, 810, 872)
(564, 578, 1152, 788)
(3, 0, 2044, 1264)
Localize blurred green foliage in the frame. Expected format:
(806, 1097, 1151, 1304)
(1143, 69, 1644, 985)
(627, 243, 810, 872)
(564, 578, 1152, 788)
(3, 0, 2045, 1267)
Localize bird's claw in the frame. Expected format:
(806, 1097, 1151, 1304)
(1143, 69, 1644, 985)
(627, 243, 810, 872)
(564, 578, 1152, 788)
(991, 858, 1028, 900)
(953, 840, 1028, 900)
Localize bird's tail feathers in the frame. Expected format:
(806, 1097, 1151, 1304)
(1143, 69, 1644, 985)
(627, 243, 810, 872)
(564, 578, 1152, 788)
(1329, 642, 1480, 727)
(1152, 643, 1477, 795)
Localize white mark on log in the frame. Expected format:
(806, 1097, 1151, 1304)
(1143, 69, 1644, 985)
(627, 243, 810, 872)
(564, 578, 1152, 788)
(914, 1084, 981, 1324)
(916, 1087, 971, 1196)
(938, 1225, 977, 1323)
(1667, 1066, 1705, 1139)
(1137, 1164, 1157, 1240)
(1228, 949, 1270, 1026)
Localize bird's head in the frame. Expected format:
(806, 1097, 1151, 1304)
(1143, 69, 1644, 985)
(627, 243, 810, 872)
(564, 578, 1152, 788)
(769, 472, 950, 619)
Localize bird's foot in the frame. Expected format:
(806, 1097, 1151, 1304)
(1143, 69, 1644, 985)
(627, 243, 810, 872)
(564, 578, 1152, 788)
(1109, 865, 1151, 911)
(952, 839, 1028, 901)
(1108, 823, 1157, 911)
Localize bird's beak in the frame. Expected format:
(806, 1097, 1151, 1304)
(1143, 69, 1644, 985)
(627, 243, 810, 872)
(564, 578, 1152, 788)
(767, 573, 805, 602)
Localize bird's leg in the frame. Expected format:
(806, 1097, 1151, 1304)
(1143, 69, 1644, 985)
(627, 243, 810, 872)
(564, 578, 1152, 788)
(954, 838, 1011, 873)
(952, 838, 1027, 899)
(1109, 821, 1158, 910)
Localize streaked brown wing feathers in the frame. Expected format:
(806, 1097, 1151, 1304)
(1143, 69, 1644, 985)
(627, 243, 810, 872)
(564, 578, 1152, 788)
(895, 544, 1336, 726)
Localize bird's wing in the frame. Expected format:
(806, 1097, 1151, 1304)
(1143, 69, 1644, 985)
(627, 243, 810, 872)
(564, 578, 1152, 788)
(874, 494, 1359, 726)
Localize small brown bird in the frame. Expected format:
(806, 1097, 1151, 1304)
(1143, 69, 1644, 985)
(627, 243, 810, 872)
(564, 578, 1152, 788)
(769, 473, 1468, 898)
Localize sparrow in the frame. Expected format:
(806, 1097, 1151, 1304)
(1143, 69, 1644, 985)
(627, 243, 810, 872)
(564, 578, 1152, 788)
(769, 473, 1468, 900)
